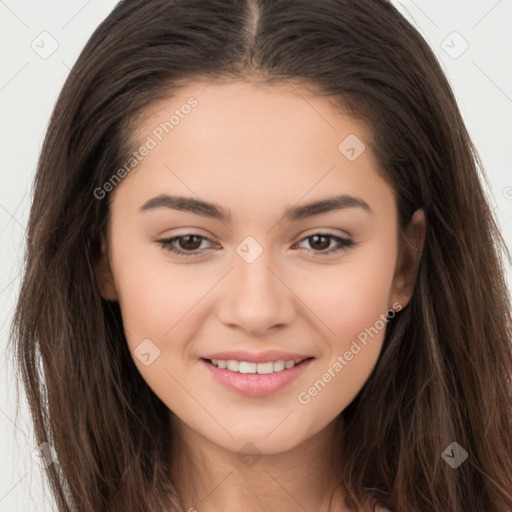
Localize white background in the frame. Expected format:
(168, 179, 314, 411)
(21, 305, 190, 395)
(1, 1, 511, 510)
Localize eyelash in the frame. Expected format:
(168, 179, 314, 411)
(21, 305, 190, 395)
(156, 232, 355, 257)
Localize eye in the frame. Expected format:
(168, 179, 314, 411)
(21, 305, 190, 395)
(293, 232, 354, 255)
(156, 232, 354, 257)
(157, 234, 214, 257)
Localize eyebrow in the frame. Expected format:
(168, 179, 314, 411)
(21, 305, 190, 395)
(139, 193, 373, 222)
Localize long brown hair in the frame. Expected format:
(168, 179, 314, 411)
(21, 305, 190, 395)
(10, 0, 512, 510)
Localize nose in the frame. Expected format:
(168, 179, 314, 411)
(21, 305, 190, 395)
(216, 252, 296, 336)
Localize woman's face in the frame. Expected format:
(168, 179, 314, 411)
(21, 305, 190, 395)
(98, 79, 424, 455)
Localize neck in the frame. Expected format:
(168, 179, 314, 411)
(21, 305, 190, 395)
(169, 415, 350, 512)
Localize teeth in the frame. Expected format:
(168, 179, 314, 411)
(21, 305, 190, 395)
(227, 360, 239, 371)
(239, 361, 257, 373)
(256, 362, 273, 374)
(273, 360, 285, 371)
(210, 358, 300, 374)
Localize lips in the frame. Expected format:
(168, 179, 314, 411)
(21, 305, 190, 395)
(200, 350, 315, 396)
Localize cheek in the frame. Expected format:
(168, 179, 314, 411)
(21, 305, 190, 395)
(303, 248, 396, 347)
(336, 267, 393, 340)
(110, 248, 205, 412)
(293, 246, 396, 412)
(110, 241, 209, 347)
(296, 271, 393, 425)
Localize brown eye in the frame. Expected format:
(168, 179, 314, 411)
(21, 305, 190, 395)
(156, 232, 355, 258)
(175, 235, 203, 251)
(307, 234, 331, 251)
(157, 234, 213, 256)
(295, 232, 354, 255)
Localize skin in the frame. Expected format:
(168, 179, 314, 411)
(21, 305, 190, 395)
(96, 79, 426, 511)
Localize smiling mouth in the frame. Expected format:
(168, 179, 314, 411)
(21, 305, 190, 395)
(202, 357, 314, 375)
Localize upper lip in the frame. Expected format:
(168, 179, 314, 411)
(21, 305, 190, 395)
(201, 350, 314, 364)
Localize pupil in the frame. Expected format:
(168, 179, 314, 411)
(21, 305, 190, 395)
(180, 235, 201, 250)
(311, 235, 329, 251)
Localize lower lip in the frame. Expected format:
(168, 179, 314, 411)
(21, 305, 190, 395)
(201, 358, 314, 397)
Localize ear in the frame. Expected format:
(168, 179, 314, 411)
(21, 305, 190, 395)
(390, 208, 426, 310)
(95, 237, 119, 302)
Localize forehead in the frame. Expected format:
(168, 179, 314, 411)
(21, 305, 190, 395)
(135, 78, 367, 152)
(112, 79, 393, 221)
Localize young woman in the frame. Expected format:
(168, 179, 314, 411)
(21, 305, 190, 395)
(11, 0, 512, 511)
